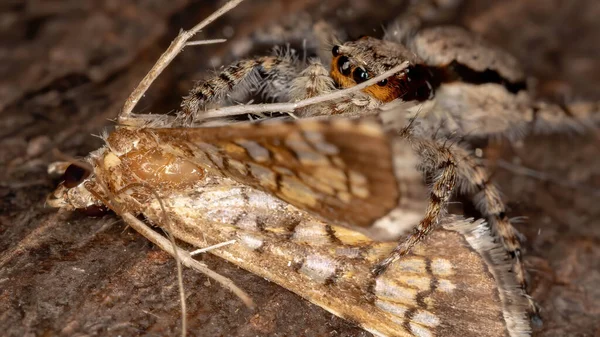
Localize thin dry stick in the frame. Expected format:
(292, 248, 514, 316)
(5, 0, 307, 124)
(190, 240, 237, 256)
(122, 213, 255, 308)
(117, 61, 410, 128)
(195, 61, 410, 120)
(113, 182, 254, 337)
(119, 0, 245, 120)
(187, 38, 227, 46)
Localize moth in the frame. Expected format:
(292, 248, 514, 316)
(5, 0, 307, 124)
(47, 117, 531, 337)
(46, 0, 535, 335)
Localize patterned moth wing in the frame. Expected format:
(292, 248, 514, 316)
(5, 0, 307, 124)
(123, 181, 531, 337)
(136, 117, 426, 240)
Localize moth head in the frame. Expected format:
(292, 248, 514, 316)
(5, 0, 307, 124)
(46, 162, 108, 215)
(330, 37, 433, 102)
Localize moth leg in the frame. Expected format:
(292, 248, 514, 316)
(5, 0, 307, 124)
(180, 54, 300, 119)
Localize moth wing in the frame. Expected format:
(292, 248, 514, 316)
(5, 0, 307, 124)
(148, 118, 405, 230)
(371, 217, 532, 337)
(138, 187, 531, 337)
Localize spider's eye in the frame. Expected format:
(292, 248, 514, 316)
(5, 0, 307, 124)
(337, 56, 351, 76)
(377, 79, 388, 86)
(332, 45, 340, 56)
(352, 67, 369, 83)
(63, 164, 91, 188)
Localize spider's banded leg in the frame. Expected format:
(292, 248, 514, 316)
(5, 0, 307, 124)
(181, 55, 299, 118)
(373, 142, 457, 275)
(415, 90, 600, 141)
(527, 100, 600, 136)
(445, 141, 540, 318)
(376, 133, 539, 318)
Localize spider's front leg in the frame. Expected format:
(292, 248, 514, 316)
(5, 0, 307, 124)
(373, 136, 458, 277)
(374, 131, 539, 319)
(180, 54, 300, 120)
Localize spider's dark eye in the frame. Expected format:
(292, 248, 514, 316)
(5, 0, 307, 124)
(332, 45, 340, 56)
(337, 56, 351, 76)
(352, 67, 369, 83)
(377, 79, 388, 86)
(63, 164, 91, 188)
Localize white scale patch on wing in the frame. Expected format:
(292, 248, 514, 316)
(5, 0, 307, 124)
(348, 170, 369, 198)
(374, 278, 418, 305)
(371, 255, 459, 336)
(235, 139, 270, 162)
(239, 233, 264, 251)
(412, 310, 440, 328)
(371, 208, 425, 241)
(374, 300, 408, 317)
(437, 279, 457, 293)
(431, 258, 454, 276)
(248, 162, 278, 190)
(285, 134, 330, 166)
(396, 274, 432, 292)
(291, 220, 331, 245)
(410, 322, 433, 337)
(395, 257, 427, 273)
(235, 213, 259, 231)
(298, 253, 338, 284)
(302, 130, 340, 155)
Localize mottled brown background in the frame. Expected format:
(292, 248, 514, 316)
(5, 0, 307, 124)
(1, 0, 598, 336)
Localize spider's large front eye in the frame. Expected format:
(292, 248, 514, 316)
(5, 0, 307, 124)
(352, 67, 369, 83)
(63, 164, 91, 188)
(332, 45, 340, 56)
(337, 56, 351, 76)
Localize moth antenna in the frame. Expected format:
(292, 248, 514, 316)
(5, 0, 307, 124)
(119, 0, 245, 121)
(50, 148, 94, 174)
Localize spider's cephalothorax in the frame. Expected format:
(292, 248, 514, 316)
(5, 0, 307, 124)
(329, 35, 530, 104)
(181, 26, 596, 140)
(330, 37, 435, 102)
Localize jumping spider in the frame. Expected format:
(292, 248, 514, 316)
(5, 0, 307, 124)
(176, 13, 599, 321)
(181, 22, 596, 140)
